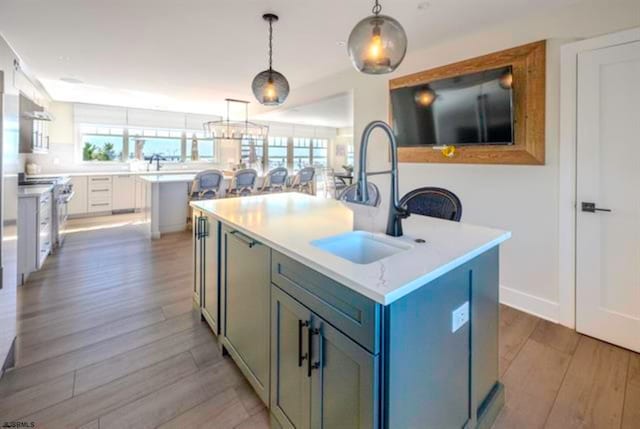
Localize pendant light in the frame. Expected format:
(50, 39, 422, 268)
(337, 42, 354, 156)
(347, 0, 407, 74)
(252, 13, 290, 106)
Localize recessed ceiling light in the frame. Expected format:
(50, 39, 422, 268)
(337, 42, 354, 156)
(60, 77, 83, 84)
(417, 1, 430, 10)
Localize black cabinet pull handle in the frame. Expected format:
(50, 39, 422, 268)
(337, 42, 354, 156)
(298, 320, 309, 367)
(201, 217, 209, 238)
(307, 326, 320, 377)
(230, 230, 256, 248)
(581, 202, 612, 213)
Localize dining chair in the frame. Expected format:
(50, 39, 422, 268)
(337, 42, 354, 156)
(290, 166, 315, 195)
(226, 168, 258, 197)
(259, 167, 288, 194)
(338, 182, 381, 207)
(399, 187, 462, 221)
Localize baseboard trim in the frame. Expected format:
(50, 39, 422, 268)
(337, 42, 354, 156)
(500, 285, 560, 324)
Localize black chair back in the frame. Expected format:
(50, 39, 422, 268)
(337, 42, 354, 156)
(399, 187, 462, 221)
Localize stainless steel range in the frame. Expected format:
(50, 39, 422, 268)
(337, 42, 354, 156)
(19, 174, 74, 250)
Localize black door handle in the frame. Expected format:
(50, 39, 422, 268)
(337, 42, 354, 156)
(298, 320, 309, 367)
(581, 202, 612, 213)
(307, 326, 320, 377)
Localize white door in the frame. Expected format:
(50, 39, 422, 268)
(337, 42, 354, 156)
(576, 40, 640, 352)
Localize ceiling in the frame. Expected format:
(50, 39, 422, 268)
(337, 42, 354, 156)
(0, 0, 580, 119)
(256, 92, 353, 128)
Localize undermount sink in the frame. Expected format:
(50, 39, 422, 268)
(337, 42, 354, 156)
(311, 231, 413, 265)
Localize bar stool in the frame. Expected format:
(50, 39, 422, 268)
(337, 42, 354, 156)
(259, 167, 288, 194)
(189, 169, 225, 200)
(338, 183, 381, 207)
(290, 166, 315, 195)
(226, 168, 258, 197)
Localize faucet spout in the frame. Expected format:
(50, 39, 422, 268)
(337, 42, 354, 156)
(356, 120, 409, 237)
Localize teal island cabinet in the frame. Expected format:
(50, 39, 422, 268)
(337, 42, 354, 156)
(191, 193, 511, 429)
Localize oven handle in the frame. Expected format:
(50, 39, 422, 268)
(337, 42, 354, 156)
(62, 191, 75, 204)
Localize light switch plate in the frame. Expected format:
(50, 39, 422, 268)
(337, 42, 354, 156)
(452, 301, 470, 333)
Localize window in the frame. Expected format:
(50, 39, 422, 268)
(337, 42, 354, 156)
(292, 138, 311, 172)
(186, 131, 217, 161)
(129, 128, 183, 162)
(80, 124, 220, 163)
(311, 139, 328, 168)
(347, 144, 355, 167)
(81, 126, 124, 161)
(267, 136, 288, 169)
(241, 138, 265, 167)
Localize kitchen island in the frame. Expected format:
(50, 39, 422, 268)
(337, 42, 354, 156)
(190, 192, 510, 429)
(140, 173, 269, 239)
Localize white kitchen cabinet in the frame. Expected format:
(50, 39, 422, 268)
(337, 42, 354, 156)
(18, 190, 52, 284)
(135, 176, 146, 212)
(88, 175, 113, 213)
(68, 176, 88, 216)
(112, 175, 136, 211)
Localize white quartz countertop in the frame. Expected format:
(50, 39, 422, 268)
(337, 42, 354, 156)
(18, 185, 53, 198)
(139, 174, 199, 183)
(191, 193, 511, 305)
(31, 169, 208, 178)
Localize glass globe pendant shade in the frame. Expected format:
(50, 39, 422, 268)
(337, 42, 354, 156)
(348, 14, 407, 74)
(251, 69, 290, 106)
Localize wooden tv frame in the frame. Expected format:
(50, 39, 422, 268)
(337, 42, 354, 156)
(389, 40, 546, 165)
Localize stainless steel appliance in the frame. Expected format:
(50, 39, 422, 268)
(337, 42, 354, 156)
(18, 174, 74, 250)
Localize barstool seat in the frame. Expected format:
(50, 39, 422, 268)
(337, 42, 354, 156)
(226, 168, 258, 197)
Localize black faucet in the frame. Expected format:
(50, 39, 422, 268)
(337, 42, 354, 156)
(357, 120, 410, 237)
(148, 154, 164, 171)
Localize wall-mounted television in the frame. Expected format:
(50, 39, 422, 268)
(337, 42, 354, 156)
(390, 66, 514, 147)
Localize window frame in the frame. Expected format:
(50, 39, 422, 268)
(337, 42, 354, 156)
(77, 124, 219, 164)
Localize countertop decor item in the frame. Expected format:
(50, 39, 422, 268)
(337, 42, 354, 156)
(251, 13, 289, 106)
(347, 0, 407, 74)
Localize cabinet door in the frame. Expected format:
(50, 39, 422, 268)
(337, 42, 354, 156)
(112, 175, 135, 211)
(224, 227, 271, 405)
(201, 216, 219, 334)
(192, 212, 202, 306)
(68, 176, 88, 216)
(310, 317, 378, 429)
(271, 286, 312, 429)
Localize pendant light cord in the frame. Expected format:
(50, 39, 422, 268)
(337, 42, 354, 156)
(268, 18, 273, 72)
(372, 0, 382, 15)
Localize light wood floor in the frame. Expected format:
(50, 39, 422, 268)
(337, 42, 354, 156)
(0, 213, 638, 428)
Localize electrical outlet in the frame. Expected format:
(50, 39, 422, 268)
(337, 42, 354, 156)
(452, 301, 469, 333)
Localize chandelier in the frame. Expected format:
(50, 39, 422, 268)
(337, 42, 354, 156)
(203, 99, 268, 141)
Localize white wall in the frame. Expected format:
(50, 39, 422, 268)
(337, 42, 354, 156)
(268, 0, 640, 323)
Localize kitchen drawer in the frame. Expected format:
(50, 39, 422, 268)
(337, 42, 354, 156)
(38, 202, 51, 222)
(88, 200, 112, 213)
(38, 227, 51, 268)
(88, 175, 112, 187)
(39, 216, 50, 232)
(89, 189, 112, 200)
(271, 250, 381, 354)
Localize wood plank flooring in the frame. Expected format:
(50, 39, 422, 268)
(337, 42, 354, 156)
(0, 213, 637, 428)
